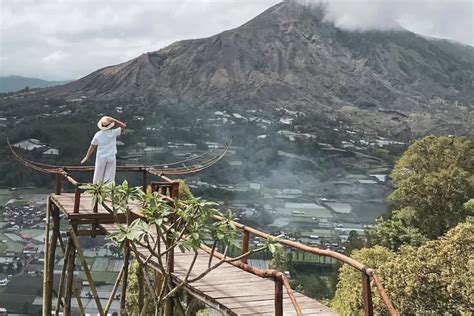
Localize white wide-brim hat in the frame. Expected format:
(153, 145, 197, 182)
(97, 117, 115, 130)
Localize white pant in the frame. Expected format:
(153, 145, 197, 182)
(93, 156, 116, 184)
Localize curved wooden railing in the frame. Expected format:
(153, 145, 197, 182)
(51, 171, 397, 315)
(10, 142, 397, 315)
(212, 214, 398, 316)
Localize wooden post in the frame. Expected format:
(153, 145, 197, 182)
(42, 198, 52, 316)
(241, 230, 250, 264)
(55, 241, 70, 314)
(275, 277, 283, 316)
(63, 237, 76, 316)
(121, 242, 131, 315)
(142, 169, 148, 192)
(171, 182, 179, 199)
(46, 206, 59, 316)
(138, 263, 144, 312)
(55, 174, 62, 195)
(69, 229, 105, 315)
(73, 286, 86, 316)
(73, 185, 81, 213)
(362, 272, 374, 316)
(104, 265, 124, 315)
(164, 232, 175, 316)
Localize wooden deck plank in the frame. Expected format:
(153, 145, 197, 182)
(50, 193, 335, 315)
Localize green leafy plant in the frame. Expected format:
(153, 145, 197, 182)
(84, 180, 275, 315)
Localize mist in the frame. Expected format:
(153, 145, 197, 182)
(295, 0, 473, 44)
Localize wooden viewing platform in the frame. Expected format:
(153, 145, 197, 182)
(10, 140, 396, 315)
(50, 193, 335, 315)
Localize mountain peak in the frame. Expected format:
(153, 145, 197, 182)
(43, 1, 473, 137)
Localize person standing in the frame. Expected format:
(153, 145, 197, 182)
(81, 116, 126, 184)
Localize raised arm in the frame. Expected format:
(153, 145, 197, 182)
(81, 145, 97, 164)
(108, 116, 126, 129)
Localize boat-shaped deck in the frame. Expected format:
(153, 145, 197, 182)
(50, 193, 335, 315)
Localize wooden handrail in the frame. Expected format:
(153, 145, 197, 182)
(48, 167, 395, 315)
(200, 244, 303, 316)
(212, 214, 398, 316)
(73, 184, 82, 213)
(241, 230, 250, 264)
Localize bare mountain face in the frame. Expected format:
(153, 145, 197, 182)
(48, 1, 474, 137)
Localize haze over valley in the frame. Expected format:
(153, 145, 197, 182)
(0, 1, 472, 314)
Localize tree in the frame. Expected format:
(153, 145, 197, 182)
(384, 217, 474, 314)
(331, 246, 396, 314)
(369, 207, 427, 251)
(345, 230, 365, 254)
(379, 135, 473, 240)
(82, 181, 279, 315)
(464, 198, 474, 213)
(332, 218, 474, 314)
(125, 261, 158, 315)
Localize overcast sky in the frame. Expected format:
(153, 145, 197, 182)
(1, 0, 472, 80)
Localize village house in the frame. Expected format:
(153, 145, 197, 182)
(12, 139, 59, 157)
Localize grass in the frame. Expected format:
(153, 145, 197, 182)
(0, 189, 11, 205)
(0, 230, 24, 253)
(0, 274, 43, 313)
(0, 293, 36, 313)
(88, 271, 119, 284)
(91, 257, 109, 271)
(5, 275, 43, 296)
(19, 228, 44, 238)
(0, 188, 50, 207)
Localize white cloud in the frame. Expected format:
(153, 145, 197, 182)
(305, 0, 473, 41)
(0, 0, 472, 80)
(43, 51, 68, 63)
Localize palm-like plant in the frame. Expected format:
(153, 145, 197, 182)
(82, 180, 280, 315)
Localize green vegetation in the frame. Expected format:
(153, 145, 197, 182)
(81, 180, 280, 315)
(0, 275, 43, 313)
(126, 261, 158, 315)
(370, 135, 473, 249)
(333, 219, 474, 314)
(0, 189, 11, 205)
(89, 271, 119, 284)
(388, 135, 473, 239)
(333, 136, 474, 314)
(332, 246, 396, 314)
(19, 228, 44, 238)
(382, 219, 473, 314)
(0, 231, 24, 253)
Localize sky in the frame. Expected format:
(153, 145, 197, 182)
(0, 0, 473, 81)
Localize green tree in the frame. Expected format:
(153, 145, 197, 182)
(126, 261, 158, 315)
(332, 218, 474, 314)
(380, 135, 473, 240)
(331, 246, 396, 315)
(369, 207, 427, 251)
(345, 230, 365, 254)
(464, 198, 474, 212)
(384, 217, 474, 314)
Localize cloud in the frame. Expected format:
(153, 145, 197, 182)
(301, 0, 473, 42)
(0, 0, 472, 80)
(43, 51, 68, 63)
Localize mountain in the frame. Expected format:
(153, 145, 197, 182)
(45, 1, 474, 137)
(0, 75, 70, 93)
